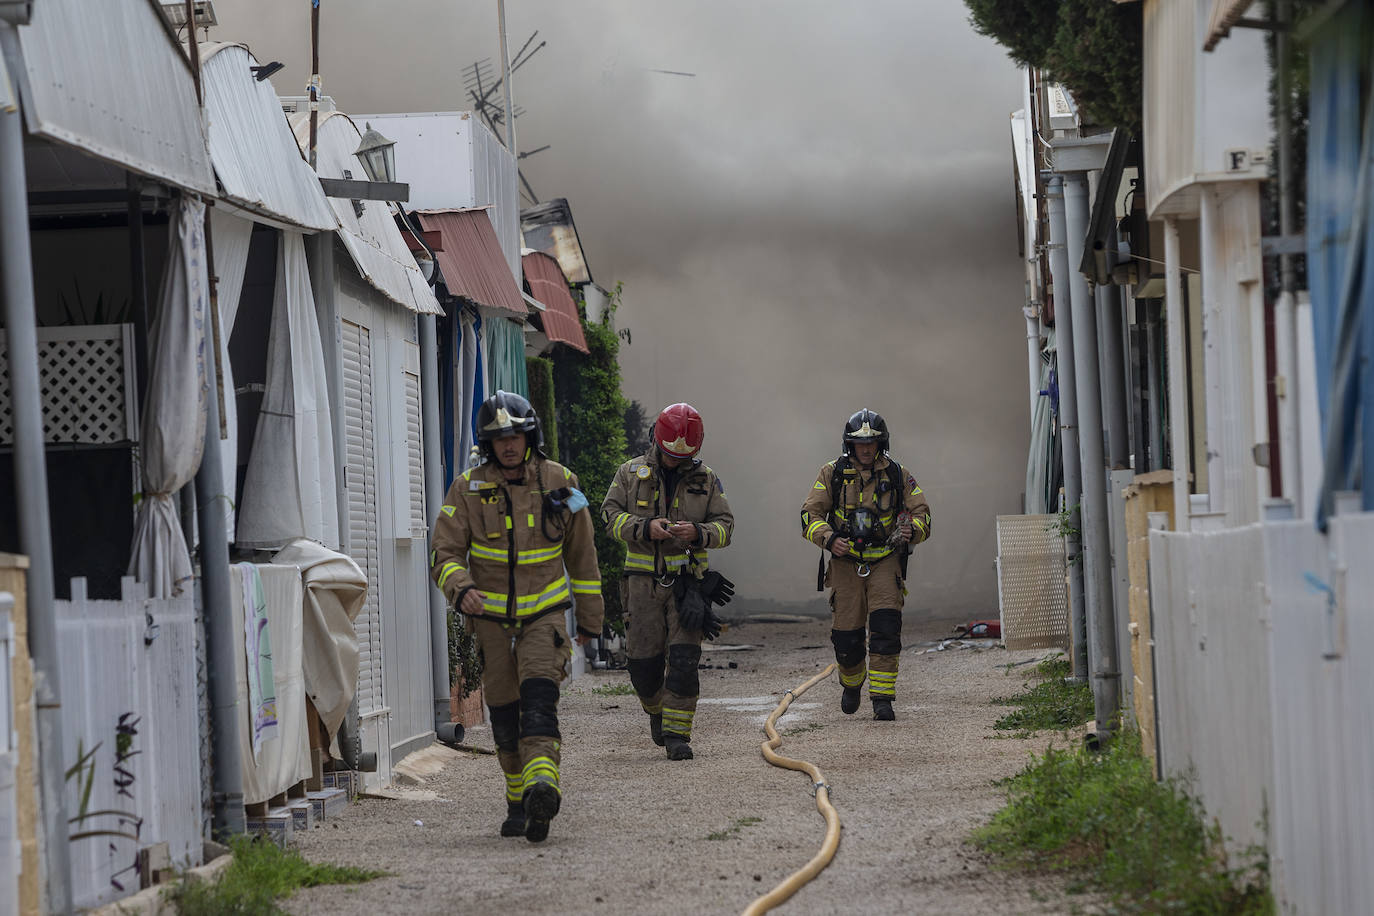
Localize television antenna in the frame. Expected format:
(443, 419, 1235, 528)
(463, 31, 547, 205)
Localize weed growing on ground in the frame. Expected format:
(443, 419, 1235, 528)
(991, 655, 1094, 733)
(589, 682, 635, 696)
(973, 732, 1273, 914)
(164, 834, 384, 915)
(706, 816, 763, 841)
(781, 722, 825, 737)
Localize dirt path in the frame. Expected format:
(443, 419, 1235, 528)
(285, 614, 1081, 915)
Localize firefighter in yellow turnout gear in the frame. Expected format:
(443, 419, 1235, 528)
(800, 408, 931, 720)
(602, 403, 735, 760)
(430, 391, 603, 842)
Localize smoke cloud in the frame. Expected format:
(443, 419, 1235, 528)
(215, 0, 1029, 619)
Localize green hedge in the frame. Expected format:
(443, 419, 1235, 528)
(526, 355, 558, 461)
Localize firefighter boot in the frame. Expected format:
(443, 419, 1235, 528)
(664, 735, 694, 760)
(523, 782, 561, 843)
(872, 698, 895, 721)
(649, 713, 665, 746)
(840, 685, 862, 714)
(500, 801, 526, 837)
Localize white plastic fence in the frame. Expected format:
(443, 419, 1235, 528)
(55, 577, 202, 910)
(1148, 511, 1374, 914)
(1, 593, 18, 916)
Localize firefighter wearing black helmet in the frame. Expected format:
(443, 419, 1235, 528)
(799, 408, 932, 720)
(430, 390, 604, 842)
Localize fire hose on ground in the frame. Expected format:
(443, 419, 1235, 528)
(742, 663, 841, 916)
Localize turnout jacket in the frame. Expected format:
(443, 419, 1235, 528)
(430, 456, 604, 637)
(800, 454, 932, 563)
(601, 450, 734, 578)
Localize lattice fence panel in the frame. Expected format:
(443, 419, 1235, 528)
(996, 514, 1070, 651)
(0, 325, 138, 445)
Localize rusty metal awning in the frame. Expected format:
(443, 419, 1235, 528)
(417, 209, 528, 315)
(1204, 0, 1256, 51)
(522, 251, 588, 354)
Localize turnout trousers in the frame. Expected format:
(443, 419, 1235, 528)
(622, 574, 703, 740)
(826, 553, 903, 700)
(469, 612, 573, 804)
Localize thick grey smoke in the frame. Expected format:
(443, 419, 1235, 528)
(215, 0, 1028, 619)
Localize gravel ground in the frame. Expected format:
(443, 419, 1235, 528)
(284, 613, 1087, 915)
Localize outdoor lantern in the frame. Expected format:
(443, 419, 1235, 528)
(354, 122, 396, 185)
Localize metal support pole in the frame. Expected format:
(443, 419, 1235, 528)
(1065, 174, 1119, 734)
(1164, 218, 1192, 528)
(1097, 280, 1131, 469)
(419, 316, 458, 742)
(1045, 176, 1088, 680)
(1, 74, 73, 914)
(497, 0, 516, 154)
(1275, 0, 1301, 509)
(194, 355, 245, 839)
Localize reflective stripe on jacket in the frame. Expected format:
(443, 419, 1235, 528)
(601, 450, 734, 578)
(430, 457, 604, 635)
(799, 454, 932, 562)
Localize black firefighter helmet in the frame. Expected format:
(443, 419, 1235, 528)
(842, 408, 889, 455)
(476, 390, 544, 459)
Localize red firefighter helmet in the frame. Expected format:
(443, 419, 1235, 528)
(654, 403, 704, 459)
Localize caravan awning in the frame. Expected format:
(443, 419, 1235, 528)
(1203, 0, 1255, 51)
(200, 43, 337, 231)
(290, 109, 441, 315)
(12, 0, 215, 195)
(417, 209, 528, 316)
(522, 251, 588, 353)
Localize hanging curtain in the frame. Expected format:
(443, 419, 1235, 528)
(128, 195, 209, 597)
(460, 310, 482, 470)
(1308, 4, 1374, 526)
(483, 312, 529, 397)
(237, 231, 339, 549)
(1025, 349, 1056, 515)
(208, 207, 254, 541)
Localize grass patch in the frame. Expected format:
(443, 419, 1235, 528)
(589, 682, 635, 696)
(706, 816, 763, 841)
(781, 722, 825, 737)
(973, 732, 1272, 914)
(991, 655, 1094, 734)
(164, 834, 385, 915)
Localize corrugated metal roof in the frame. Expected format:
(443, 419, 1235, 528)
(416, 209, 527, 315)
(289, 109, 441, 315)
(521, 198, 592, 285)
(522, 251, 588, 353)
(1203, 0, 1255, 51)
(200, 43, 336, 231)
(14, 0, 216, 195)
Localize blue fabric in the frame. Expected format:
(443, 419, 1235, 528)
(1308, 5, 1374, 527)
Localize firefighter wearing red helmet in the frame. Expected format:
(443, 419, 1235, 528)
(799, 408, 932, 721)
(602, 403, 735, 760)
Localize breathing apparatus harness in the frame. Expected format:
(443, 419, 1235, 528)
(812, 453, 910, 589)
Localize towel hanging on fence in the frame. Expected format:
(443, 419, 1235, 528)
(238, 562, 278, 759)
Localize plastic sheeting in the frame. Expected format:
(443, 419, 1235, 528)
(128, 197, 208, 597)
(209, 207, 253, 541)
(1025, 352, 1057, 515)
(237, 231, 340, 549)
(1308, 6, 1374, 526)
(272, 539, 367, 741)
(230, 564, 311, 805)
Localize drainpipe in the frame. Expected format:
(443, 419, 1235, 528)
(1044, 176, 1089, 681)
(1, 26, 74, 910)
(194, 346, 245, 838)
(420, 315, 463, 746)
(1097, 279, 1131, 469)
(1064, 174, 1120, 737)
(1164, 218, 1192, 528)
(1274, 0, 1301, 511)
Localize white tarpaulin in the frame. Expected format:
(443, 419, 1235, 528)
(128, 196, 208, 597)
(237, 231, 340, 549)
(272, 539, 366, 740)
(209, 207, 253, 542)
(230, 563, 311, 804)
(455, 311, 479, 471)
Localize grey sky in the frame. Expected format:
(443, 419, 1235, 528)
(213, 0, 1028, 616)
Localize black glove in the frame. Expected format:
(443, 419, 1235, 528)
(701, 608, 723, 642)
(699, 570, 735, 607)
(674, 578, 709, 632)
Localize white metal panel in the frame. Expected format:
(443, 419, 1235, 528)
(14, 0, 215, 195)
(342, 320, 385, 715)
(54, 578, 202, 909)
(996, 514, 1070, 651)
(404, 370, 426, 537)
(1149, 525, 1271, 857)
(0, 595, 15, 916)
(469, 116, 522, 280)
(200, 43, 336, 231)
(288, 110, 441, 315)
(1142, 0, 1270, 218)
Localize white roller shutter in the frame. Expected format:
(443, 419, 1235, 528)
(342, 320, 385, 714)
(403, 370, 426, 538)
